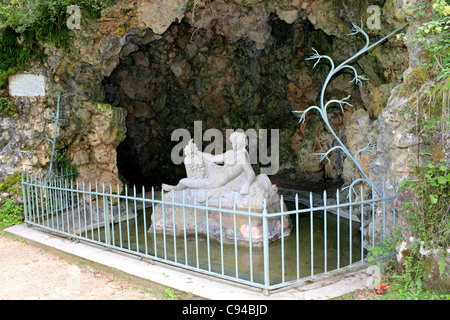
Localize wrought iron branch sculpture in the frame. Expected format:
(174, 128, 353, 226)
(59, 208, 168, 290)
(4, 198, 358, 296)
(293, 22, 408, 197)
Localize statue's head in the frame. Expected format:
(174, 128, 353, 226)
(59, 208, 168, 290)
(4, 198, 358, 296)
(229, 132, 247, 151)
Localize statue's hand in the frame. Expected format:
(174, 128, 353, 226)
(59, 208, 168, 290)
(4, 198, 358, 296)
(240, 182, 250, 195)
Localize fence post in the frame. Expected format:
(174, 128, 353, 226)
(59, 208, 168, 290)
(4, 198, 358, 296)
(103, 184, 111, 246)
(262, 199, 270, 296)
(21, 174, 28, 223)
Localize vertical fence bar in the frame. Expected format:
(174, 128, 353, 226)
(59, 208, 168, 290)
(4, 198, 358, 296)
(24, 173, 32, 222)
(309, 192, 314, 277)
(233, 196, 238, 279)
(360, 185, 364, 262)
(162, 190, 167, 260)
(134, 185, 139, 254)
(49, 175, 54, 225)
(64, 173, 69, 232)
(117, 184, 122, 247)
(219, 195, 224, 276)
(152, 187, 157, 258)
(58, 176, 64, 232)
(42, 175, 50, 224)
(382, 182, 386, 240)
(280, 195, 285, 284)
(194, 193, 199, 269)
(295, 193, 300, 280)
(45, 176, 51, 228)
(262, 199, 270, 295)
(323, 190, 327, 273)
(55, 177, 60, 231)
(126, 186, 131, 250)
(110, 185, 115, 247)
(95, 182, 100, 241)
(71, 177, 76, 235)
(76, 181, 82, 236)
(248, 196, 253, 283)
(45, 176, 51, 226)
(172, 189, 177, 263)
(50, 176, 55, 225)
(65, 179, 71, 235)
(83, 182, 88, 237)
(89, 182, 94, 240)
(143, 185, 148, 256)
(33, 175, 40, 225)
(33, 174, 38, 223)
(336, 189, 340, 270)
(39, 175, 46, 229)
(103, 183, 111, 246)
(21, 175, 28, 223)
(349, 190, 352, 265)
(182, 190, 187, 265)
(206, 196, 211, 272)
(371, 185, 375, 248)
(27, 174, 34, 224)
(58, 175, 64, 229)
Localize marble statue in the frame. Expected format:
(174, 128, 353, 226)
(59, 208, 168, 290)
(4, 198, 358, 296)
(162, 132, 255, 195)
(149, 132, 292, 246)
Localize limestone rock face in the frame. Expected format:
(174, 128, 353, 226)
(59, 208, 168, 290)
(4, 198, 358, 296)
(137, 0, 189, 35)
(0, 0, 412, 196)
(67, 102, 127, 188)
(343, 109, 378, 187)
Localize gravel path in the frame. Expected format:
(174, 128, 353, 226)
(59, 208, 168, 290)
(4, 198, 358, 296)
(0, 234, 164, 300)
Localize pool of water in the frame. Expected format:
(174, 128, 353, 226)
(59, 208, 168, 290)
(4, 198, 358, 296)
(91, 204, 361, 286)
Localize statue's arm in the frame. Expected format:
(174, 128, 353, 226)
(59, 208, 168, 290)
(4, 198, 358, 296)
(196, 150, 225, 164)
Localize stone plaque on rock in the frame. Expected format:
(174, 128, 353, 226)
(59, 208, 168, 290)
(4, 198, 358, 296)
(9, 73, 46, 97)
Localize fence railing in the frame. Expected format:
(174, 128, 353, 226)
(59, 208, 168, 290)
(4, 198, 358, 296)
(22, 171, 397, 294)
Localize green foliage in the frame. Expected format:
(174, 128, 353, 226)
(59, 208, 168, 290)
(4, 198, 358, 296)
(0, 0, 115, 87)
(0, 0, 113, 33)
(381, 238, 449, 300)
(0, 198, 23, 229)
(163, 288, 180, 300)
(411, 0, 450, 83)
(0, 26, 40, 87)
(55, 148, 78, 174)
(367, 228, 399, 268)
(383, 277, 450, 300)
(367, 157, 449, 299)
(0, 96, 18, 115)
(368, 158, 450, 299)
(399, 159, 449, 248)
(0, 172, 21, 195)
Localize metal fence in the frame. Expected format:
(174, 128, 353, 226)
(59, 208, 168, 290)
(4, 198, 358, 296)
(21, 171, 397, 294)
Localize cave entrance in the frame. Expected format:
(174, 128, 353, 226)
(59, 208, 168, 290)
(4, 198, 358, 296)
(102, 16, 349, 192)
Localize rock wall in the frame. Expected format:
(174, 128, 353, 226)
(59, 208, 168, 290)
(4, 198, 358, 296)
(0, 0, 413, 195)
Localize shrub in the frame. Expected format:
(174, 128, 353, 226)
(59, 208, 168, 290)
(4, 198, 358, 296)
(399, 159, 449, 248)
(0, 0, 115, 87)
(0, 198, 23, 229)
